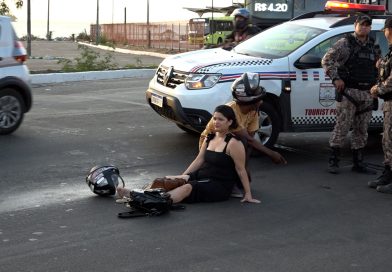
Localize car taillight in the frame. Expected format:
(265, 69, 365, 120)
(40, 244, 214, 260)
(14, 41, 27, 63)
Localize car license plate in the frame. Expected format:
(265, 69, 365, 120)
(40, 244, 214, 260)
(151, 93, 163, 107)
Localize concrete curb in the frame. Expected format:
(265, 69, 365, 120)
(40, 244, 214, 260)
(30, 69, 156, 85)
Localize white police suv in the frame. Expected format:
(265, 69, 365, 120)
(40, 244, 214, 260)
(146, 1, 389, 147)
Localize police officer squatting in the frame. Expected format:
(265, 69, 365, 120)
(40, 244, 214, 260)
(322, 14, 381, 175)
(369, 17, 392, 194)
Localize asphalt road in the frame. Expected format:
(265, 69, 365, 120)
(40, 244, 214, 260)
(0, 78, 391, 272)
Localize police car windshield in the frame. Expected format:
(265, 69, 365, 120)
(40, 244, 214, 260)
(233, 23, 326, 59)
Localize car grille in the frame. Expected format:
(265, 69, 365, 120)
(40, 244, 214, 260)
(156, 66, 188, 89)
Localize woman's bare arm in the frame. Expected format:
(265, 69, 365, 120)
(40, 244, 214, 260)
(228, 139, 260, 203)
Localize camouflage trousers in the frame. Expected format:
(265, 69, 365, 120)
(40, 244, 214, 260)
(329, 88, 373, 149)
(382, 101, 392, 168)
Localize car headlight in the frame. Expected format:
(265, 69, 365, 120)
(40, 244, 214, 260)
(185, 73, 221, 90)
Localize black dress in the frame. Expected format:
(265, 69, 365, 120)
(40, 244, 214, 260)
(184, 133, 241, 203)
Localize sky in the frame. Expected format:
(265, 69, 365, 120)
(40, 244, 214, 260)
(10, 0, 240, 38)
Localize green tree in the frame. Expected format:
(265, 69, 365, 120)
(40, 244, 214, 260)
(0, 0, 23, 16)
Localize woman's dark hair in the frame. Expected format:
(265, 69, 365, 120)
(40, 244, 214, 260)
(214, 105, 238, 129)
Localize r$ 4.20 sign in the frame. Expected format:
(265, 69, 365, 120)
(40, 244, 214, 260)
(254, 1, 289, 12)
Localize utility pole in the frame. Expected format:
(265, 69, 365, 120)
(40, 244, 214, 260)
(124, 7, 127, 43)
(112, 0, 114, 24)
(211, 0, 214, 44)
(46, 0, 50, 40)
(96, 0, 100, 45)
(147, 0, 151, 48)
(27, 0, 31, 56)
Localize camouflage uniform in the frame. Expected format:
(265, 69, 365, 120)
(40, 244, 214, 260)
(382, 102, 392, 169)
(368, 47, 392, 192)
(328, 88, 373, 149)
(322, 33, 380, 173)
(322, 34, 378, 148)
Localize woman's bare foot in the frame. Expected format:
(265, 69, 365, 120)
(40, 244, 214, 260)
(116, 187, 131, 198)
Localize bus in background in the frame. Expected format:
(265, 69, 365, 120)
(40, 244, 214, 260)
(248, 0, 390, 30)
(188, 16, 233, 46)
(188, 18, 205, 45)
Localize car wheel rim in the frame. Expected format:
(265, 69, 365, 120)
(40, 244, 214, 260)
(0, 95, 22, 129)
(255, 110, 272, 145)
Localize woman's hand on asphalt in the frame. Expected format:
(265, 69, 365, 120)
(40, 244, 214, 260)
(241, 193, 261, 204)
(271, 151, 287, 164)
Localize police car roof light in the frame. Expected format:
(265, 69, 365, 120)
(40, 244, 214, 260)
(325, 1, 385, 13)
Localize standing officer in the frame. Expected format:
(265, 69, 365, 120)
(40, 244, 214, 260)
(368, 17, 392, 193)
(322, 14, 380, 174)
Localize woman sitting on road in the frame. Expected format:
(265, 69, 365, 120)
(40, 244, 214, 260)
(117, 104, 260, 204)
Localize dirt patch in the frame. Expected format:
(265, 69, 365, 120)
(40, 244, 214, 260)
(24, 40, 167, 73)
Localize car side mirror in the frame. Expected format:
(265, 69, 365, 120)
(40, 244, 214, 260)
(294, 54, 322, 69)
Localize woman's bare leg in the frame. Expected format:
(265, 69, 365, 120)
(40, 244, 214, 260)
(168, 184, 192, 203)
(164, 174, 190, 181)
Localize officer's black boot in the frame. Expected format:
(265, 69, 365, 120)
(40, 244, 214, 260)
(328, 147, 340, 174)
(368, 165, 392, 188)
(351, 148, 377, 175)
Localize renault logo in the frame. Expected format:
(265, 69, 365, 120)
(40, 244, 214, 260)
(163, 66, 174, 86)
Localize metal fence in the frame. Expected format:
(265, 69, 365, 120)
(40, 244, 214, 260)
(90, 22, 204, 52)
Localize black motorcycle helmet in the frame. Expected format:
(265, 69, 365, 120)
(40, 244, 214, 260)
(231, 72, 266, 105)
(231, 8, 250, 31)
(86, 165, 125, 196)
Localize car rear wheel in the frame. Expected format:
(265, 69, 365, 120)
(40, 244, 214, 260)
(0, 88, 25, 135)
(254, 101, 280, 148)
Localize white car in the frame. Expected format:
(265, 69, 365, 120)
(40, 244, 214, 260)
(0, 16, 32, 135)
(146, 1, 389, 147)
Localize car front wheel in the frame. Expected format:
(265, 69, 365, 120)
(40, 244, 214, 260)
(254, 101, 280, 148)
(0, 88, 25, 135)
